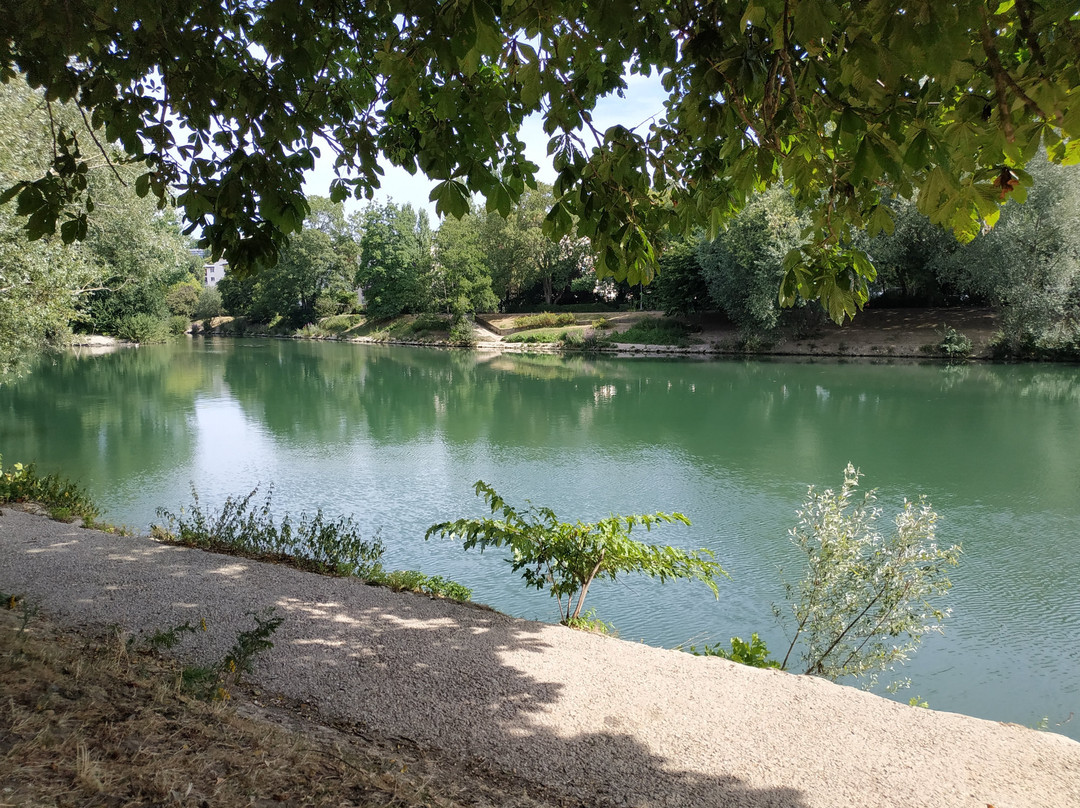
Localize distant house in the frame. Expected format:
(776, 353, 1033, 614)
(204, 258, 228, 287)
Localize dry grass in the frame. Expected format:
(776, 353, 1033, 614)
(0, 599, 569, 808)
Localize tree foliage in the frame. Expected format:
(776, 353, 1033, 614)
(697, 186, 808, 335)
(432, 215, 500, 316)
(221, 196, 356, 327)
(426, 481, 726, 624)
(776, 465, 961, 688)
(354, 202, 432, 319)
(5, 1, 1078, 321)
(0, 75, 193, 376)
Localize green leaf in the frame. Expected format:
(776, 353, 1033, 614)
(429, 179, 471, 219)
(519, 60, 542, 108)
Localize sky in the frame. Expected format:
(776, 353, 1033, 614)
(301, 71, 667, 223)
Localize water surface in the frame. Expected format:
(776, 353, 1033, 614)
(3, 339, 1078, 738)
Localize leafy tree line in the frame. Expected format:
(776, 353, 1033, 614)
(5, 1, 1078, 326)
(642, 153, 1080, 356)
(243, 151, 1077, 360)
(0, 77, 206, 379)
(218, 183, 608, 329)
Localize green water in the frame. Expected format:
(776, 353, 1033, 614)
(3, 338, 1079, 738)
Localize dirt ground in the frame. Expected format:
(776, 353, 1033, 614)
(0, 600, 571, 808)
(478, 307, 1001, 358)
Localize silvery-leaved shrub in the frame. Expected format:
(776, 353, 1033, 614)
(775, 464, 961, 689)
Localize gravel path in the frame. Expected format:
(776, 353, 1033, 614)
(2, 508, 1077, 808)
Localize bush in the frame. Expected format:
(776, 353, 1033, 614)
(370, 569, 472, 601)
(775, 464, 961, 688)
(155, 486, 385, 579)
(939, 327, 973, 360)
(113, 313, 170, 343)
(426, 481, 725, 624)
(513, 312, 576, 329)
(0, 456, 100, 524)
(168, 315, 190, 336)
(690, 633, 781, 669)
(449, 317, 476, 345)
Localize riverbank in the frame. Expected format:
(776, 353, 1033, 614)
(2, 507, 1077, 807)
(189, 307, 1005, 360)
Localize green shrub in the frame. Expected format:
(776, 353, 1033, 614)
(513, 312, 576, 329)
(690, 633, 781, 669)
(114, 313, 170, 343)
(939, 327, 973, 360)
(0, 456, 100, 524)
(591, 316, 613, 329)
(370, 569, 472, 601)
(155, 486, 385, 579)
(775, 464, 961, 688)
(168, 315, 190, 336)
(427, 481, 725, 624)
(449, 317, 476, 345)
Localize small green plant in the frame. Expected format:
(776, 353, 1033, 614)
(2, 590, 37, 653)
(47, 506, 75, 522)
(155, 486, 385, 579)
(147, 619, 203, 651)
(775, 464, 961, 688)
(422, 575, 472, 601)
(221, 607, 284, 679)
(426, 481, 726, 624)
(564, 608, 614, 634)
(369, 569, 473, 601)
(909, 695, 930, 708)
(591, 316, 613, 329)
(0, 456, 100, 524)
(690, 633, 781, 669)
(149, 610, 282, 700)
(513, 312, 576, 329)
(939, 326, 973, 360)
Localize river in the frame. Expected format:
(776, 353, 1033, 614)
(2, 338, 1078, 738)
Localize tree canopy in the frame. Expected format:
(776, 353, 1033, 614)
(3, 1, 1079, 320)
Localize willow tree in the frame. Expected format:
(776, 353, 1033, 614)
(4, 1, 1079, 321)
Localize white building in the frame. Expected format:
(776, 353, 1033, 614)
(204, 258, 228, 287)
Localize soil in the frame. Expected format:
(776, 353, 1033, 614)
(476, 307, 1002, 359)
(0, 596, 571, 808)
